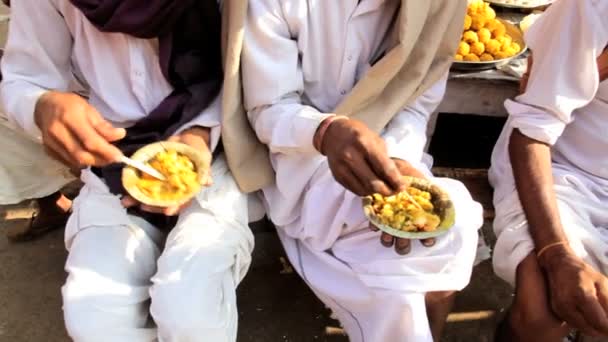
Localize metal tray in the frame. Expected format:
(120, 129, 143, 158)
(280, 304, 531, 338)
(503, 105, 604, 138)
(452, 19, 527, 72)
(485, 0, 553, 9)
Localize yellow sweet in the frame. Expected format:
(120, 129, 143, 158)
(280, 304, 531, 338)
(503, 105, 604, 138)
(462, 30, 479, 44)
(464, 54, 480, 62)
(457, 41, 471, 56)
(494, 51, 510, 60)
(480, 53, 494, 62)
(470, 41, 485, 56)
(497, 35, 513, 50)
(470, 15, 486, 31)
(368, 187, 441, 232)
(485, 39, 501, 55)
(491, 22, 506, 39)
(463, 14, 472, 31)
(467, 0, 483, 15)
(510, 42, 522, 54)
(482, 4, 496, 20)
(477, 28, 492, 44)
(135, 149, 200, 201)
(456, 1, 522, 63)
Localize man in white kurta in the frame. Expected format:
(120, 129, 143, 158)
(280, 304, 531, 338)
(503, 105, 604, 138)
(489, 0, 608, 340)
(1, 1, 253, 341)
(242, 1, 483, 341)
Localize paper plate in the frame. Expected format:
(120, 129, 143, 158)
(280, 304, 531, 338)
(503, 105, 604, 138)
(362, 177, 456, 240)
(122, 141, 207, 207)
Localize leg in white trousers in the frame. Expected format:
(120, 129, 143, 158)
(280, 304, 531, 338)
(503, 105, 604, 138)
(62, 157, 254, 342)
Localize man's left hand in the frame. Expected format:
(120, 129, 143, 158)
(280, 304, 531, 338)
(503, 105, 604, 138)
(121, 126, 213, 216)
(370, 158, 437, 255)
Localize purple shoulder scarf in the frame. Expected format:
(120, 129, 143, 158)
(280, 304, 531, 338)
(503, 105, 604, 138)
(70, 0, 223, 227)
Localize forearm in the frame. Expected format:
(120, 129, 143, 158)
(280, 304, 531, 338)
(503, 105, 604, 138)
(248, 99, 333, 155)
(509, 129, 567, 252)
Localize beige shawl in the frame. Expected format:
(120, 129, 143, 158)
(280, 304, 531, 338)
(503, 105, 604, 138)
(221, 0, 467, 193)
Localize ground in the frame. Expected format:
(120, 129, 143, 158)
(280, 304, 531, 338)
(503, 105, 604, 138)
(0, 207, 512, 342)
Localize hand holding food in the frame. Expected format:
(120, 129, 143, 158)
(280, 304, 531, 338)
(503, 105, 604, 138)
(121, 130, 211, 216)
(364, 176, 455, 239)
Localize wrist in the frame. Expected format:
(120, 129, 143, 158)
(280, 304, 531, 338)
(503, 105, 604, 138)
(536, 241, 575, 271)
(313, 115, 348, 155)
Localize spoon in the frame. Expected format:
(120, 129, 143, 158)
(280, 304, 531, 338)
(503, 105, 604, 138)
(116, 155, 166, 181)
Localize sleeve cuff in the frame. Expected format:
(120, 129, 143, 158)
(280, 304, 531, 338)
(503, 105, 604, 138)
(505, 99, 567, 146)
(11, 88, 48, 139)
(294, 109, 334, 155)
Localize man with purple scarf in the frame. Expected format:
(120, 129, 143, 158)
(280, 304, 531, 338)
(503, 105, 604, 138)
(0, 0, 255, 340)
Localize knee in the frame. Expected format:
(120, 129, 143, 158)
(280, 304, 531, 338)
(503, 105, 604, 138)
(63, 285, 102, 340)
(150, 250, 238, 340)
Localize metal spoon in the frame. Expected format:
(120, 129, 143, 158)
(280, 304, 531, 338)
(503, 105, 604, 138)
(116, 155, 166, 181)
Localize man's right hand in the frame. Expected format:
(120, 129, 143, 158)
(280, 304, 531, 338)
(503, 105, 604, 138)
(35, 91, 125, 169)
(540, 246, 608, 338)
(319, 118, 404, 197)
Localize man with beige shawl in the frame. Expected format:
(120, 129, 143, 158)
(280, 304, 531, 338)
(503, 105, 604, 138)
(222, 0, 483, 340)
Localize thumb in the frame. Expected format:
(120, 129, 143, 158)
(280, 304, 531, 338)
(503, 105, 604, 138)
(121, 196, 139, 209)
(87, 108, 126, 142)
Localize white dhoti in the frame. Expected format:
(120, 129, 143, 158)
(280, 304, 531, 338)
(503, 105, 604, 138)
(269, 162, 483, 342)
(62, 156, 254, 342)
(492, 165, 608, 287)
(0, 116, 74, 205)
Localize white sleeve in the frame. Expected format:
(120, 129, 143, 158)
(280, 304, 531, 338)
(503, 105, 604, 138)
(0, 0, 74, 139)
(383, 73, 448, 163)
(241, 0, 332, 156)
(175, 93, 222, 152)
(507, 0, 608, 145)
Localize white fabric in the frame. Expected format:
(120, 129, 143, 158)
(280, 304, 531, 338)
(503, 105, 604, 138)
(242, 1, 484, 341)
(0, 0, 221, 150)
(0, 115, 73, 204)
(489, 0, 608, 286)
(63, 156, 254, 342)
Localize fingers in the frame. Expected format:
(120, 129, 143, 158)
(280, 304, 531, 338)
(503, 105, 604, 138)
(350, 156, 392, 196)
(394, 238, 412, 255)
(596, 280, 608, 319)
(139, 204, 181, 216)
(380, 232, 395, 247)
(366, 152, 405, 192)
(87, 109, 126, 142)
(67, 117, 122, 165)
(368, 221, 379, 232)
(421, 238, 436, 247)
(122, 196, 187, 216)
(47, 122, 104, 167)
(332, 163, 367, 196)
(121, 196, 139, 208)
(565, 308, 604, 338)
(577, 293, 608, 336)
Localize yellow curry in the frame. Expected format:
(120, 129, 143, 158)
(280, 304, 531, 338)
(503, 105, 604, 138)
(369, 187, 442, 232)
(135, 149, 200, 201)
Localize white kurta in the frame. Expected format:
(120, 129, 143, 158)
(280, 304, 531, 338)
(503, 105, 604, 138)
(242, 1, 483, 341)
(489, 0, 608, 286)
(1, 1, 253, 341)
(0, 115, 74, 204)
